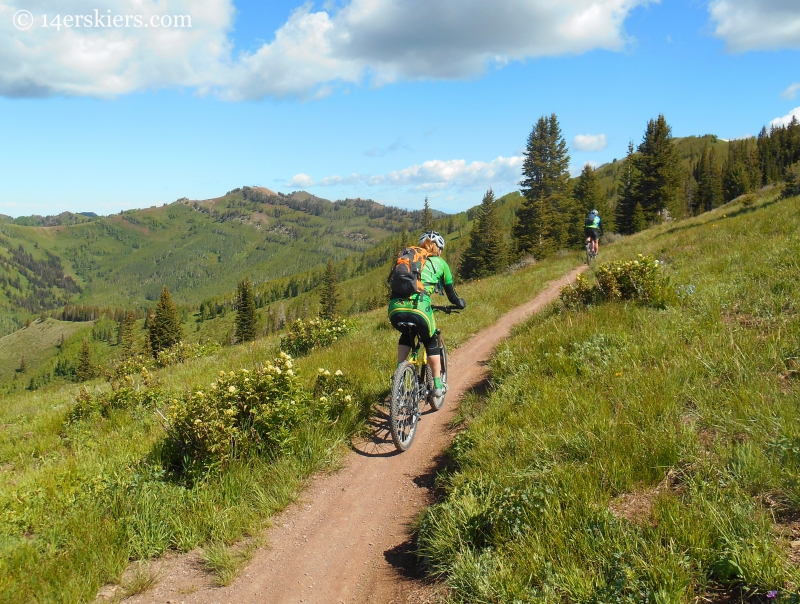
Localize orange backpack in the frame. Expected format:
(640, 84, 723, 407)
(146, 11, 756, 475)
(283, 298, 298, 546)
(388, 246, 429, 298)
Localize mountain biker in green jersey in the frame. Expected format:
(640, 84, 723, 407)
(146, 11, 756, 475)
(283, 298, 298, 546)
(584, 209, 603, 255)
(388, 231, 466, 399)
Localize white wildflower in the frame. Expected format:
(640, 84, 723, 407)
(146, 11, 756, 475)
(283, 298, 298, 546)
(335, 370, 343, 376)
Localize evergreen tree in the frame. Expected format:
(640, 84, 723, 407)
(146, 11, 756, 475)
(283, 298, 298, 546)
(117, 310, 136, 351)
(421, 197, 434, 232)
(235, 277, 257, 342)
(76, 339, 96, 382)
(17, 355, 27, 374)
(694, 145, 723, 212)
(319, 259, 340, 321)
(631, 203, 648, 233)
(148, 285, 183, 357)
(615, 142, 640, 234)
(459, 189, 507, 280)
(514, 113, 571, 258)
(633, 115, 684, 220)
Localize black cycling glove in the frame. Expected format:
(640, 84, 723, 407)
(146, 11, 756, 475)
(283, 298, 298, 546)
(444, 283, 466, 309)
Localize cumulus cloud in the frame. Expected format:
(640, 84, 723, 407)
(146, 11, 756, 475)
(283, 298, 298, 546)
(573, 134, 608, 152)
(709, 0, 800, 51)
(287, 173, 315, 187)
(0, 0, 233, 98)
(781, 83, 800, 100)
(0, 0, 652, 99)
(290, 155, 524, 192)
(770, 106, 800, 128)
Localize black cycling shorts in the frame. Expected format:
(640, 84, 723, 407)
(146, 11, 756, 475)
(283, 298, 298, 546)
(390, 312, 441, 356)
(584, 227, 600, 241)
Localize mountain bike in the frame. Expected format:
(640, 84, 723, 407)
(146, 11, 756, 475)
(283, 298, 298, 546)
(585, 239, 598, 265)
(389, 305, 458, 452)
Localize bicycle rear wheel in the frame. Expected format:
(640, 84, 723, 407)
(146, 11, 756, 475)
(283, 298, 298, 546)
(428, 334, 447, 411)
(585, 242, 593, 265)
(390, 362, 420, 451)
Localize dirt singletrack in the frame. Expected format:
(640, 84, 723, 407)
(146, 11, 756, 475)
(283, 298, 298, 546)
(125, 266, 586, 604)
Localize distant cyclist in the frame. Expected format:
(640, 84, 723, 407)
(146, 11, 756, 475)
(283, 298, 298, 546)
(584, 209, 603, 256)
(388, 231, 465, 400)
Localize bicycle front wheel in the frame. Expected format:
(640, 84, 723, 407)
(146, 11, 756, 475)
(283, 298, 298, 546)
(390, 362, 420, 451)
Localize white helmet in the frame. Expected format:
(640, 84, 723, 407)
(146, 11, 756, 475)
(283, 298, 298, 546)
(419, 230, 445, 250)
(590, 209, 599, 216)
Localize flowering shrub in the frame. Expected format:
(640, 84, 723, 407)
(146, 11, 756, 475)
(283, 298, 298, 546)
(68, 369, 163, 423)
(281, 317, 356, 357)
(559, 274, 599, 310)
(312, 367, 356, 421)
(595, 255, 669, 305)
(162, 353, 354, 475)
(560, 255, 672, 309)
(155, 340, 221, 368)
(107, 352, 154, 380)
(105, 341, 220, 381)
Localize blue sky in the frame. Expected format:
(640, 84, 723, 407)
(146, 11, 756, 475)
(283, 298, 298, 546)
(1, 0, 799, 217)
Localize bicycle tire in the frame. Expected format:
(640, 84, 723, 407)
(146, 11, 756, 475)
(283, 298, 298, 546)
(390, 362, 420, 451)
(585, 242, 593, 265)
(429, 334, 447, 411)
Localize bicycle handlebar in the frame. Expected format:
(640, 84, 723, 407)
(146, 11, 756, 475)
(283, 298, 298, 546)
(431, 305, 461, 314)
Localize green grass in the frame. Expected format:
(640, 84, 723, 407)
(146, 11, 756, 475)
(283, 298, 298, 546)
(416, 190, 800, 602)
(0, 242, 579, 603)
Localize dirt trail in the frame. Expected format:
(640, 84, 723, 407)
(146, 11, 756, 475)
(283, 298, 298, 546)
(125, 266, 586, 604)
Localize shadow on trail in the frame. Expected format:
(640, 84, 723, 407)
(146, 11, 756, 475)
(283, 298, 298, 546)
(352, 394, 442, 458)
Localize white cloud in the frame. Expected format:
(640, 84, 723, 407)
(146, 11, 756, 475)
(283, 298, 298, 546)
(292, 155, 524, 192)
(771, 106, 800, 127)
(0, 0, 653, 99)
(287, 173, 315, 187)
(781, 83, 800, 100)
(709, 0, 800, 51)
(573, 133, 608, 152)
(0, 0, 233, 98)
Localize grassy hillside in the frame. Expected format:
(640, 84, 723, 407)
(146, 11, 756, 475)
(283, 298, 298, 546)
(417, 190, 800, 601)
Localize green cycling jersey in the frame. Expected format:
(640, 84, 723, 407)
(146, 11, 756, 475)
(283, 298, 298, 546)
(388, 255, 456, 337)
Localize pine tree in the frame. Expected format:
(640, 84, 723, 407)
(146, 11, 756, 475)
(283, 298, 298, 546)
(694, 145, 723, 212)
(615, 142, 640, 234)
(76, 339, 96, 382)
(235, 277, 257, 342)
(514, 113, 571, 258)
(117, 310, 136, 352)
(421, 197, 434, 232)
(17, 355, 27, 374)
(319, 259, 340, 321)
(631, 203, 648, 233)
(148, 285, 184, 357)
(633, 114, 684, 220)
(459, 189, 507, 280)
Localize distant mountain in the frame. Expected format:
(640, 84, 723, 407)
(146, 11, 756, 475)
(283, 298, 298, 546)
(0, 188, 437, 335)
